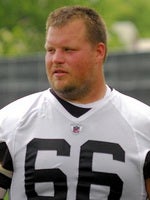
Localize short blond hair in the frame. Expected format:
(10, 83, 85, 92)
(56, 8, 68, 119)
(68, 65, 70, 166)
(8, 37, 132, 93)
(46, 6, 107, 48)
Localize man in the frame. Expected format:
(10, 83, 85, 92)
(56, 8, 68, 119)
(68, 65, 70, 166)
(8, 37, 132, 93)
(0, 5, 150, 200)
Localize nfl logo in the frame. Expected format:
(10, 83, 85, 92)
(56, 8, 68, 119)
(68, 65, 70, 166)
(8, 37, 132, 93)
(71, 124, 82, 134)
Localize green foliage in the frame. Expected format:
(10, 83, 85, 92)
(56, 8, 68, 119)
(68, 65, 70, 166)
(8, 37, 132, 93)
(4, 192, 8, 200)
(0, 0, 150, 56)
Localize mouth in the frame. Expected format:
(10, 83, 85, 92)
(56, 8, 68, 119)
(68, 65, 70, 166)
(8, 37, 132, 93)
(53, 69, 68, 78)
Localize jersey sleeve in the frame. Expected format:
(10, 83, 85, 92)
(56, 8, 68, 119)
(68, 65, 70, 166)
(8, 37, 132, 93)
(143, 151, 150, 180)
(0, 141, 13, 199)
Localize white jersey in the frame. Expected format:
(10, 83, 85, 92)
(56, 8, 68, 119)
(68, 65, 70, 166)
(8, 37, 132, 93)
(0, 88, 150, 200)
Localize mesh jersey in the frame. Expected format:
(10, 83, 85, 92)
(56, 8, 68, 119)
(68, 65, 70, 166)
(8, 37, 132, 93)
(0, 88, 150, 200)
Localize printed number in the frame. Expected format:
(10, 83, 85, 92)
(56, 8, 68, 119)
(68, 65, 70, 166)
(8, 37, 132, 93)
(25, 139, 70, 199)
(25, 139, 125, 200)
(77, 141, 125, 200)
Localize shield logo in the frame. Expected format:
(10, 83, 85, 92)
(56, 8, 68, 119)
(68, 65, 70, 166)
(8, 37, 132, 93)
(71, 124, 82, 134)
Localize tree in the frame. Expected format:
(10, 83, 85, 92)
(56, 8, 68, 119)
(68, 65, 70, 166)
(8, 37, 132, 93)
(0, 0, 150, 56)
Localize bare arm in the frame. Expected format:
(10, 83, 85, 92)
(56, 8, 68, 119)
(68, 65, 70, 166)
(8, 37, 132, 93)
(0, 142, 13, 200)
(0, 164, 12, 200)
(0, 187, 6, 200)
(145, 179, 150, 199)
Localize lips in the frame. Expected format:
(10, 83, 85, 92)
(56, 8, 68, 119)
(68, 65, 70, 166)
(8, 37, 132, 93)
(52, 69, 68, 77)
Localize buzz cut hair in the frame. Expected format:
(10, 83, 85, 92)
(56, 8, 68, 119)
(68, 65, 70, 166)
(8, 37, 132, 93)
(46, 6, 107, 48)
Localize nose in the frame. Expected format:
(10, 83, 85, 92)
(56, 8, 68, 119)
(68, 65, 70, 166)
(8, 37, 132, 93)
(52, 49, 65, 64)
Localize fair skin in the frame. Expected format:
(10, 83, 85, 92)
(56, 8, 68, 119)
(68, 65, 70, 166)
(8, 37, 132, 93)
(146, 179, 150, 199)
(45, 19, 106, 104)
(45, 18, 150, 197)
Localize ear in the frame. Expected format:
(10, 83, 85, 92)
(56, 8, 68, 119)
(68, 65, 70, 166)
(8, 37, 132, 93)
(96, 42, 106, 61)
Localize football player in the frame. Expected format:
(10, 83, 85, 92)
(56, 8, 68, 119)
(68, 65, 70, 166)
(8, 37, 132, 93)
(0, 5, 150, 200)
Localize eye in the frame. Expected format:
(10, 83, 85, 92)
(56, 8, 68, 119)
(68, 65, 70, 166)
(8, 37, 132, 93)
(47, 48, 55, 54)
(64, 47, 75, 52)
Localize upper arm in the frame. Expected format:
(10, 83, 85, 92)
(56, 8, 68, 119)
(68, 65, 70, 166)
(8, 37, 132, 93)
(144, 151, 150, 199)
(145, 179, 150, 199)
(0, 187, 6, 199)
(0, 142, 13, 199)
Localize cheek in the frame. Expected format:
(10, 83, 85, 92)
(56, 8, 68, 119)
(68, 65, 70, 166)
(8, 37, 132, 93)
(45, 55, 52, 78)
(45, 54, 52, 72)
(45, 53, 52, 66)
(74, 56, 94, 76)
(70, 54, 88, 70)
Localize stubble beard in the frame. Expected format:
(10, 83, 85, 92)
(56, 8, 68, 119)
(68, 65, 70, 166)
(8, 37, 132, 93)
(51, 80, 92, 102)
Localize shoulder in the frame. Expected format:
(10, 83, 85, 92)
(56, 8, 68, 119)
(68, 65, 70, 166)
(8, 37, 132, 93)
(111, 89, 150, 130)
(112, 89, 150, 114)
(0, 89, 50, 133)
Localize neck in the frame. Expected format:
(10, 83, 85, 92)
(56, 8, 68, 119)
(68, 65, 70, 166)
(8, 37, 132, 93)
(53, 82, 107, 104)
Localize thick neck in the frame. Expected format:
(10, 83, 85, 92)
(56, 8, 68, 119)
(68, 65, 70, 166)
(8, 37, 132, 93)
(55, 72, 107, 104)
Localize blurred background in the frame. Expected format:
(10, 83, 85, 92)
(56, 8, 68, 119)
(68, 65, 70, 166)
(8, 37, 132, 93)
(0, 0, 150, 109)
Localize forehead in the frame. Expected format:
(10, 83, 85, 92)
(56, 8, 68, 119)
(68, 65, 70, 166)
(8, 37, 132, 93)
(46, 19, 88, 45)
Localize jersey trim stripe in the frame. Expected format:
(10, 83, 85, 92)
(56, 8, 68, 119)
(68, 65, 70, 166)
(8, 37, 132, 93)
(0, 142, 13, 171)
(143, 151, 150, 179)
(0, 173, 11, 189)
